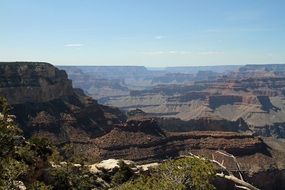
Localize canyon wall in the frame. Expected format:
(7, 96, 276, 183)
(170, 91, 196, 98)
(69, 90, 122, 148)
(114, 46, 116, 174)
(0, 62, 126, 140)
(0, 62, 74, 104)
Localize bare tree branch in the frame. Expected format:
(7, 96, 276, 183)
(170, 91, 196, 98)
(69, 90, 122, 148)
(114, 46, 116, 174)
(216, 172, 259, 190)
(186, 151, 260, 190)
(216, 151, 244, 181)
(235, 185, 251, 190)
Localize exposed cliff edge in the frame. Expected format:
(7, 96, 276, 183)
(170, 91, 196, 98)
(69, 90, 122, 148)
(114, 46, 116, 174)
(0, 62, 73, 104)
(0, 62, 126, 140)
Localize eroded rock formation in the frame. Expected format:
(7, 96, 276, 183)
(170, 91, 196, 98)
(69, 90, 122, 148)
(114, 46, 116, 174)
(1, 62, 285, 189)
(0, 62, 73, 104)
(0, 62, 126, 141)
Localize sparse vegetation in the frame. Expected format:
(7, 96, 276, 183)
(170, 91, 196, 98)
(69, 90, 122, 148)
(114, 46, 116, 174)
(0, 97, 217, 189)
(112, 160, 135, 185)
(117, 157, 216, 190)
(0, 96, 261, 190)
(0, 97, 53, 189)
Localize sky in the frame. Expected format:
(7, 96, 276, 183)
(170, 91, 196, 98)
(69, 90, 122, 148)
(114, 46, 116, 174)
(1, 0, 285, 67)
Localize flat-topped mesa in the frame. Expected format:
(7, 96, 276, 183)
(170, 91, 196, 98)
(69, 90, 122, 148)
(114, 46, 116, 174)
(0, 62, 73, 104)
(208, 94, 277, 111)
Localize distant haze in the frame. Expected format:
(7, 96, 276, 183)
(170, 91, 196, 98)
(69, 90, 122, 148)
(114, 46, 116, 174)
(1, 0, 285, 66)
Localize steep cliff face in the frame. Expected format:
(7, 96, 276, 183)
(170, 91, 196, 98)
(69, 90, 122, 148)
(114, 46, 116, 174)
(0, 62, 73, 104)
(0, 62, 126, 141)
(209, 95, 243, 109)
(209, 95, 278, 112)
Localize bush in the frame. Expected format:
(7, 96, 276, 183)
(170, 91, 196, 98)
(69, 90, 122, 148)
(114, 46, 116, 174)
(112, 160, 135, 185)
(46, 163, 97, 190)
(0, 97, 53, 189)
(117, 157, 215, 190)
(30, 181, 53, 190)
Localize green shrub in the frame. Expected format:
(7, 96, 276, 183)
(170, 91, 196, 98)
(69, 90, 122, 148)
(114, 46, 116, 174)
(0, 97, 53, 189)
(117, 157, 215, 190)
(47, 163, 97, 190)
(30, 181, 53, 190)
(112, 160, 135, 185)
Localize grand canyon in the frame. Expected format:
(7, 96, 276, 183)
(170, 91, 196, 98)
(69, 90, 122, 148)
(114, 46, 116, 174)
(1, 62, 285, 189)
(2, 1, 285, 189)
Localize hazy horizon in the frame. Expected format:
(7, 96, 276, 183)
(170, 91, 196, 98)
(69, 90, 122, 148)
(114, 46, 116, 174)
(1, 0, 285, 67)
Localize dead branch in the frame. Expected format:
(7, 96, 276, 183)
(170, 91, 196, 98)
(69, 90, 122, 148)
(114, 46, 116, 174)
(235, 185, 251, 190)
(187, 151, 260, 190)
(216, 151, 244, 181)
(216, 172, 259, 190)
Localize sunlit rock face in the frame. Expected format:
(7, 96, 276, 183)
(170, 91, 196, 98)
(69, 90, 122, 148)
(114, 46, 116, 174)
(0, 62, 126, 140)
(0, 62, 74, 104)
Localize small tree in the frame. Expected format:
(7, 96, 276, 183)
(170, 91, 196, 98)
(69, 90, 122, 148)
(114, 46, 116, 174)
(0, 97, 28, 189)
(0, 97, 53, 189)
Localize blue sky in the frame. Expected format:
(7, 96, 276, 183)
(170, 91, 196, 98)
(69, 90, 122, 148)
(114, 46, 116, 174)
(1, 0, 285, 66)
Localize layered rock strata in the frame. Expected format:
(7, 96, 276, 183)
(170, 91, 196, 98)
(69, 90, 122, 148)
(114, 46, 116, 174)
(0, 62, 126, 141)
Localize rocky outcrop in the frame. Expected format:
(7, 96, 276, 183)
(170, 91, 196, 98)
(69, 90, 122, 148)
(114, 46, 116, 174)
(92, 119, 266, 162)
(209, 95, 243, 109)
(209, 95, 278, 112)
(253, 124, 285, 138)
(0, 62, 74, 104)
(257, 95, 279, 112)
(0, 62, 126, 141)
